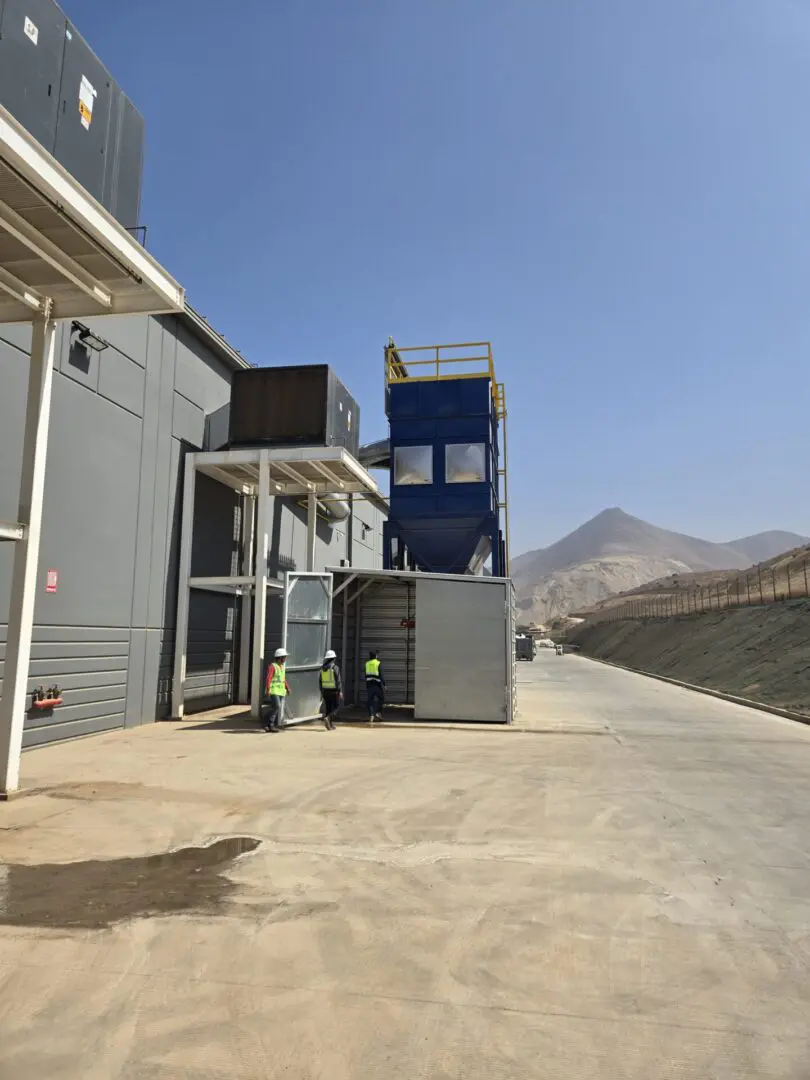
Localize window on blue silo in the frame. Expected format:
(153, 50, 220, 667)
(394, 446, 433, 486)
(445, 443, 486, 484)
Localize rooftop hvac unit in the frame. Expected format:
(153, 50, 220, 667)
(228, 365, 360, 458)
(0, 0, 145, 228)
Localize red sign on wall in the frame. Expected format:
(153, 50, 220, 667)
(45, 569, 58, 594)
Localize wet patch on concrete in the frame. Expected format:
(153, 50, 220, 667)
(0, 837, 260, 929)
(23, 781, 228, 806)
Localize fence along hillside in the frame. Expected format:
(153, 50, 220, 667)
(579, 545, 810, 624)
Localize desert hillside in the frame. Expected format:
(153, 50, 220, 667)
(513, 508, 807, 624)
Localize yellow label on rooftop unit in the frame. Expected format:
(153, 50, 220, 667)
(79, 76, 97, 130)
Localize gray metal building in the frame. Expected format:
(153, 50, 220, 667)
(0, 310, 384, 748)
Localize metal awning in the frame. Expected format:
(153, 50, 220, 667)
(171, 447, 389, 724)
(0, 104, 185, 797)
(0, 105, 183, 322)
(194, 446, 390, 515)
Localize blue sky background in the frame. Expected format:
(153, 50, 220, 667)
(64, 0, 810, 553)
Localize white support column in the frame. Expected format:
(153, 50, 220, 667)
(171, 452, 196, 719)
(306, 492, 317, 572)
(250, 451, 270, 718)
(237, 495, 255, 704)
(0, 314, 56, 797)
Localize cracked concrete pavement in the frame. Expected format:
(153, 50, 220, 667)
(1, 653, 810, 1078)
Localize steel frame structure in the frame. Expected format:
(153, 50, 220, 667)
(0, 104, 184, 797)
(171, 446, 388, 724)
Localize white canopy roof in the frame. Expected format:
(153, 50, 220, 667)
(0, 104, 183, 324)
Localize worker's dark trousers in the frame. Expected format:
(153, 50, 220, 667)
(262, 695, 284, 730)
(367, 685, 383, 718)
(321, 691, 340, 724)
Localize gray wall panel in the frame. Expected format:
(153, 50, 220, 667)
(38, 376, 141, 627)
(129, 318, 162, 629)
(142, 629, 164, 721)
(60, 330, 100, 393)
(0, 336, 28, 528)
(77, 314, 149, 364)
(98, 347, 146, 417)
(146, 326, 179, 630)
(23, 715, 125, 748)
(414, 578, 508, 723)
(174, 322, 232, 412)
(124, 629, 146, 728)
(0, 307, 383, 748)
(0, 324, 33, 352)
(172, 392, 204, 445)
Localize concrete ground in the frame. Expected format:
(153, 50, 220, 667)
(1, 654, 810, 1078)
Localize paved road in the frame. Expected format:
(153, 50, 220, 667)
(0, 654, 809, 1077)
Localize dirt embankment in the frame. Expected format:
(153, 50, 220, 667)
(569, 599, 810, 715)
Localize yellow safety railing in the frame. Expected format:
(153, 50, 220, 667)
(385, 339, 496, 391)
(385, 339, 510, 575)
(495, 381, 510, 575)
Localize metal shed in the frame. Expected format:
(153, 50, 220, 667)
(330, 568, 516, 724)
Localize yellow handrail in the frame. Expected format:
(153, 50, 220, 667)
(495, 382, 510, 575)
(385, 340, 495, 391)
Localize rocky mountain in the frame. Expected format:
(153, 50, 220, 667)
(513, 509, 808, 624)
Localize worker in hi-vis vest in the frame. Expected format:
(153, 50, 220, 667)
(263, 647, 290, 733)
(319, 649, 343, 731)
(365, 650, 385, 723)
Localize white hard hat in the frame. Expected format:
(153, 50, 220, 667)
(274, 647, 288, 659)
(324, 649, 336, 661)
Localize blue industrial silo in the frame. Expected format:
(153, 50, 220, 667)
(382, 341, 509, 577)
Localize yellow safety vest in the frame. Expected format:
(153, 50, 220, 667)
(320, 666, 337, 691)
(365, 659, 381, 680)
(268, 662, 287, 697)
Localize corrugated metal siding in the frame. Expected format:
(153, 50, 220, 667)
(414, 577, 510, 722)
(0, 624, 128, 748)
(359, 580, 415, 707)
(329, 582, 358, 703)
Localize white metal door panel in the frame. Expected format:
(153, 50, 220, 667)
(281, 572, 333, 723)
(414, 578, 508, 722)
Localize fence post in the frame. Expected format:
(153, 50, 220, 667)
(746, 575, 751, 606)
(757, 566, 763, 604)
(771, 568, 777, 603)
(804, 559, 809, 598)
(788, 563, 792, 600)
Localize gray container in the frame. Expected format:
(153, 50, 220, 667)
(0, 0, 65, 150)
(0, 0, 144, 228)
(54, 22, 115, 208)
(229, 365, 360, 458)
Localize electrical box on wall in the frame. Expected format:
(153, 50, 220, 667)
(0, 0, 145, 228)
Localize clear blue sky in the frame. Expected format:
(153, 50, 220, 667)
(65, 0, 810, 553)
